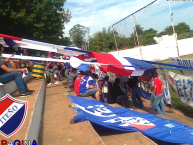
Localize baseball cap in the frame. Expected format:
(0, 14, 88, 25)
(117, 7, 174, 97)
(77, 71, 83, 75)
(99, 77, 103, 81)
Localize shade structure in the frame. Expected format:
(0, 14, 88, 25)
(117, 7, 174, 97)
(0, 33, 89, 56)
(92, 52, 156, 76)
(70, 57, 91, 72)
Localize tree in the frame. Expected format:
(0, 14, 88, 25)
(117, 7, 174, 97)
(135, 25, 144, 36)
(89, 27, 119, 52)
(175, 22, 190, 34)
(141, 28, 157, 45)
(0, 0, 71, 44)
(69, 24, 90, 48)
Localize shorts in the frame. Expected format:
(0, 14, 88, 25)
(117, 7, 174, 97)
(49, 65, 59, 76)
(80, 88, 99, 97)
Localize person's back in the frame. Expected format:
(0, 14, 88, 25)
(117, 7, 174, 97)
(154, 78, 163, 95)
(152, 71, 165, 115)
(79, 69, 100, 101)
(74, 71, 83, 96)
(79, 76, 93, 94)
(128, 76, 138, 89)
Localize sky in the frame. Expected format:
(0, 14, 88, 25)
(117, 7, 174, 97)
(63, 0, 193, 38)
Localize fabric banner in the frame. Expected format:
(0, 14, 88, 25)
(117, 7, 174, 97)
(163, 76, 172, 105)
(68, 94, 193, 145)
(165, 71, 193, 107)
(170, 57, 193, 68)
(138, 88, 151, 100)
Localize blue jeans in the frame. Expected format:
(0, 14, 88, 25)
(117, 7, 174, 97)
(131, 87, 144, 109)
(0, 72, 28, 93)
(150, 92, 155, 111)
(154, 93, 165, 115)
(121, 82, 127, 94)
(116, 95, 130, 108)
(80, 88, 99, 97)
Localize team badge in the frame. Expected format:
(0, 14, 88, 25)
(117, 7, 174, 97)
(0, 94, 28, 138)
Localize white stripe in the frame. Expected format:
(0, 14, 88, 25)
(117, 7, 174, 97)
(0, 102, 24, 128)
(131, 70, 144, 76)
(111, 54, 135, 70)
(70, 57, 82, 68)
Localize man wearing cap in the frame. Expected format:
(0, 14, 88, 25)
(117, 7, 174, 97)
(74, 71, 83, 96)
(79, 69, 100, 101)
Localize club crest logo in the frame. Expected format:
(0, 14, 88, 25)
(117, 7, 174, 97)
(0, 94, 28, 138)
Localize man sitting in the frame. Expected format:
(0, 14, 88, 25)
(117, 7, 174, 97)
(112, 78, 130, 108)
(47, 57, 60, 85)
(79, 69, 100, 101)
(65, 68, 77, 87)
(0, 59, 34, 97)
(74, 71, 83, 96)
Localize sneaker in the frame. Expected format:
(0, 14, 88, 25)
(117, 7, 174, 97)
(25, 68, 29, 73)
(20, 90, 34, 97)
(48, 82, 53, 85)
(22, 73, 26, 78)
(27, 89, 35, 93)
(54, 81, 60, 84)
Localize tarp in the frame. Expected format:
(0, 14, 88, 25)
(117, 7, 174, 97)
(138, 88, 151, 100)
(70, 57, 91, 72)
(0, 33, 89, 56)
(92, 52, 156, 76)
(165, 70, 193, 107)
(68, 94, 193, 145)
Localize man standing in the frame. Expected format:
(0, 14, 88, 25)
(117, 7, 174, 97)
(128, 76, 144, 109)
(79, 69, 100, 101)
(152, 71, 165, 115)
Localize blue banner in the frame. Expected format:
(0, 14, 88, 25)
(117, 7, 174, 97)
(138, 88, 151, 100)
(68, 94, 193, 145)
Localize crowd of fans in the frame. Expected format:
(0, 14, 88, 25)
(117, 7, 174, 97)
(0, 44, 165, 114)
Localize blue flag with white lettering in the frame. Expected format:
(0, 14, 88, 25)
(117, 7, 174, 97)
(68, 94, 193, 145)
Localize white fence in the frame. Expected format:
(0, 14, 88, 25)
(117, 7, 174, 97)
(110, 37, 193, 61)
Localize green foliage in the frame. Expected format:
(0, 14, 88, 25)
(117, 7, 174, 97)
(157, 22, 190, 37)
(140, 28, 157, 45)
(0, 0, 71, 47)
(89, 22, 193, 52)
(89, 27, 115, 52)
(69, 24, 90, 48)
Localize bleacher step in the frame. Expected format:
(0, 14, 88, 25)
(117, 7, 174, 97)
(39, 81, 105, 145)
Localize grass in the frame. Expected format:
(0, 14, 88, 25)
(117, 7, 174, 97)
(157, 54, 193, 118)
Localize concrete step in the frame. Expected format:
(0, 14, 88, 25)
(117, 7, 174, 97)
(39, 80, 105, 145)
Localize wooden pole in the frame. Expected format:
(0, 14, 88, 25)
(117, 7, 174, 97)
(168, 1, 180, 58)
(132, 15, 143, 60)
(111, 25, 119, 55)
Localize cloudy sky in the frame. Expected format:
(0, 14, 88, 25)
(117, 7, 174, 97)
(63, 0, 193, 37)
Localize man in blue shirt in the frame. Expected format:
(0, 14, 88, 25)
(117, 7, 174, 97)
(79, 69, 100, 101)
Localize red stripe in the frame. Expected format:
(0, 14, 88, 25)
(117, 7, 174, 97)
(92, 52, 133, 75)
(0, 33, 22, 41)
(0, 98, 14, 115)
